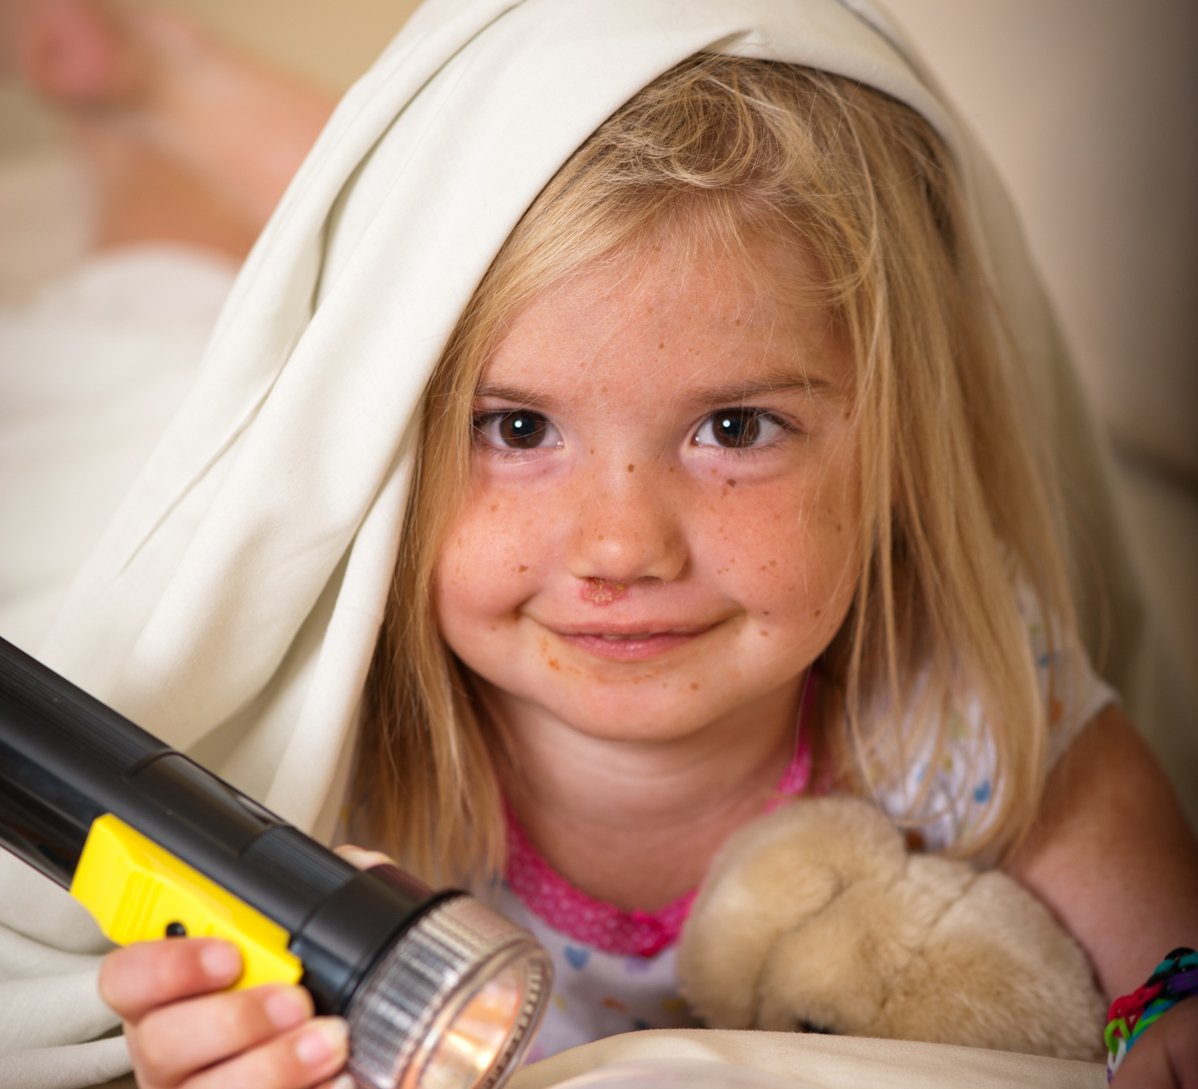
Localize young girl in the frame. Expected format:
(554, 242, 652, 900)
(11, 0, 1197, 1086)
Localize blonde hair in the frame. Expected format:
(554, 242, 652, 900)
(354, 56, 1076, 882)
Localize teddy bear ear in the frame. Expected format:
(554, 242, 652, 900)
(677, 856, 842, 1028)
(677, 798, 905, 1029)
(753, 878, 896, 1035)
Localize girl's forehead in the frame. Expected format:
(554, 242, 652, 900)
(482, 232, 850, 398)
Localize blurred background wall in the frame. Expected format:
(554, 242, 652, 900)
(1, 0, 1195, 701)
(881, 0, 1198, 732)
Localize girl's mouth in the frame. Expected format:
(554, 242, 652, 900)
(555, 628, 708, 661)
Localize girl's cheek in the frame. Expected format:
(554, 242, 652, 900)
(434, 504, 545, 616)
(697, 475, 858, 597)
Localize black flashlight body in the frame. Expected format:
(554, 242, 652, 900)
(0, 634, 450, 1016)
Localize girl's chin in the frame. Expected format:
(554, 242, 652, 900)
(537, 684, 743, 743)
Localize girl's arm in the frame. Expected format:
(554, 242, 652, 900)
(1006, 704, 1198, 1086)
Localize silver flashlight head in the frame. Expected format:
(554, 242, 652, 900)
(347, 895, 552, 1089)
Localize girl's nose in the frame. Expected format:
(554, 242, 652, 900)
(565, 461, 688, 586)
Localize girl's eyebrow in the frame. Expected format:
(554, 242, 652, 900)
(687, 372, 841, 404)
(473, 384, 562, 409)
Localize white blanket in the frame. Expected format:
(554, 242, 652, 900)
(510, 1029, 1105, 1089)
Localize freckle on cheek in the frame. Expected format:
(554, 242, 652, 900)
(627, 464, 635, 472)
(518, 565, 528, 572)
(691, 683, 699, 690)
(490, 505, 498, 512)
(548, 659, 560, 670)
(726, 479, 736, 488)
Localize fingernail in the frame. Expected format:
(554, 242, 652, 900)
(296, 1017, 348, 1066)
(199, 941, 241, 981)
(264, 985, 311, 1030)
(330, 1076, 357, 1089)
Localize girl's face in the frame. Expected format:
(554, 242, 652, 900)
(434, 232, 860, 747)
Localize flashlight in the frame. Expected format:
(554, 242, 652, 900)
(0, 635, 551, 1089)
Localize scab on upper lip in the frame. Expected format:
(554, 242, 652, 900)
(581, 578, 627, 605)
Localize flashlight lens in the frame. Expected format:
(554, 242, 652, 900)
(412, 963, 531, 1089)
(348, 896, 552, 1089)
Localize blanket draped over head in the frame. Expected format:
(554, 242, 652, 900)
(0, 0, 1137, 1084)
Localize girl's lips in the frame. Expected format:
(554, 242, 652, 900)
(555, 628, 708, 661)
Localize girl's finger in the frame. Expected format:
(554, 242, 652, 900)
(333, 844, 395, 870)
(130, 983, 313, 1088)
(98, 938, 242, 1022)
(184, 1016, 349, 1089)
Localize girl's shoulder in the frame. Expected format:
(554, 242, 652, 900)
(872, 586, 1117, 854)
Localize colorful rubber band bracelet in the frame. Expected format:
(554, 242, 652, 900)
(1105, 947, 1197, 1082)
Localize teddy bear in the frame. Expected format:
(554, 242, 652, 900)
(676, 797, 1106, 1061)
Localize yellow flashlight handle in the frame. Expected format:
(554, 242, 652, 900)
(71, 814, 302, 990)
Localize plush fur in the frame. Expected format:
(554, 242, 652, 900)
(676, 798, 1106, 1060)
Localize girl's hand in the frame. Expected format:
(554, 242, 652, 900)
(1111, 999, 1198, 1089)
(99, 937, 350, 1089)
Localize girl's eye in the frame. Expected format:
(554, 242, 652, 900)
(693, 409, 785, 449)
(475, 410, 562, 450)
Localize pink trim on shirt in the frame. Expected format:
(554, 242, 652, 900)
(504, 672, 818, 957)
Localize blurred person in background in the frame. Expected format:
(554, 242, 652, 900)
(0, 0, 334, 651)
